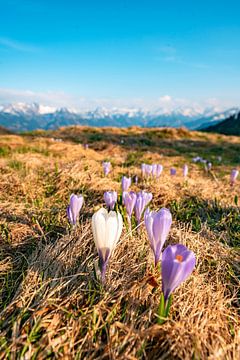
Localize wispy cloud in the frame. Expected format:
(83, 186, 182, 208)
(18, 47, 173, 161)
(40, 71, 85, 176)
(155, 44, 209, 69)
(0, 37, 40, 53)
(0, 87, 237, 112)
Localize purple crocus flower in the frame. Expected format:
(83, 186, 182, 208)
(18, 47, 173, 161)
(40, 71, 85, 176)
(183, 164, 188, 177)
(123, 191, 137, 219)
(103, 161, 111, 176)
(134, 191, 153, 225)
(230, 169, 239, 186)
(162, 244, 196, 301)
(156, 164, 163, 178)
(141, 163, 146, 177)
(152, 164, 157, 177)
(133, 175, 138, 184)
(207, 162, 212, 171)
(122, 176, 131, 192)
(170, 168, 176, 176)
(84, 143, 89, 149)
(67, 194, 84, 226)
(145, 164, 152, 177)
(144, 208, 172, 266)
(104, 191, 117, 211)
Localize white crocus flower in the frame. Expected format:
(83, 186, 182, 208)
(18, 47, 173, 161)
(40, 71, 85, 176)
(92, 208, 123, 282)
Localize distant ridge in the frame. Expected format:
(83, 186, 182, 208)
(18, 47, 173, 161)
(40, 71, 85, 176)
(0, 126, 13, 135)
(202, 111, 240, 135)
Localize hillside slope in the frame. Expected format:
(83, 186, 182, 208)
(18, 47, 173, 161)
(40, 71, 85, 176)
(203, 111, 240, 135)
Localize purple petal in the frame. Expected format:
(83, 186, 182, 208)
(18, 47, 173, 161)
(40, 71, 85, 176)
(162, 244, 196, 300)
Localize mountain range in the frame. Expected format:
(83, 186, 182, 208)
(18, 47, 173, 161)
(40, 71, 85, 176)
(0, 102, 239, 132)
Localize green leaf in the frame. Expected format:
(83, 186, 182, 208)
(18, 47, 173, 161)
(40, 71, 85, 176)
(157, 293, 166, 325)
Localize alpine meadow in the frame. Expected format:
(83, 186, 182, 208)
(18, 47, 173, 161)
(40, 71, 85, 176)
(0, 126, 239, 359)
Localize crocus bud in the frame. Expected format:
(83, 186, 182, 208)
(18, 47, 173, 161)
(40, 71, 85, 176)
(104, 191, 117, 211)
(123, 191, 137, 219)
(207, 162, 212, 171)
(67, 194, 84, 226)
(145, 164, 152, 177)
(183, 164, 188, 177)
(122, 176, 131, 192)
(84, 143, 89, 149)
(141, 163, 146, 177)
(133, 175, 138, 184)
(162, 244, 196, 301)
(170, 168, 176, 176)
(230, 169, 239, 186)
(92, 208, 123, 282)
(156, 164, 163, 178)
(152, 164, 157, 178)
(144, 208, 172, 266)
(103, 161, 111, 176)
(134, 191, 153, 225)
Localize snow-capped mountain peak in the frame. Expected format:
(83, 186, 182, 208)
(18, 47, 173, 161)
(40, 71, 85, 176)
(0, 101, 239, 132)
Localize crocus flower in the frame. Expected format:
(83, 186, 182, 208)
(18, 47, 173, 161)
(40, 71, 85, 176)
(133, 175, 138, 184)
(67, 194, 84, 226)
(104, 191, 117, 211)
(141, 163, 146, 177)
(156, 164, 163, 177)
(92, 208, 123, 282)
(144, 208, 172, 266)
(145, 164, 152, 177)
(103, 161, 111, 176)
(170, 168, 176, 176)
(207, 162, 212, 171)
(122, 176, 131, 192)
(135, 191, 153, 225)
(152, 164, 157, 177)
(230, 169, 239, 186)
(162, 244, 196, 301)
(84, 143, 89, 149)
(183, 164, 188, 177)
(123, 191, 137, 220)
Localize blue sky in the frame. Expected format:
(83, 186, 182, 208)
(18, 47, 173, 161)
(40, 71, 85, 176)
(0, 0, 240, 110)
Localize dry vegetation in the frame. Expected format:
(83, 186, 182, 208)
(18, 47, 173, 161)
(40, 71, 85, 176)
(0, 126, 239, 359)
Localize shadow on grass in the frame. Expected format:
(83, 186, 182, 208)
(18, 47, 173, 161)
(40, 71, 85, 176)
(169, 195, 240, 248)
(26, 127, 240, 166)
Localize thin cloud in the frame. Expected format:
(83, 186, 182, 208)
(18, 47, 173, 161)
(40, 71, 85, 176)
(0, 37, 40, 53)
(0, 87, 237, 112)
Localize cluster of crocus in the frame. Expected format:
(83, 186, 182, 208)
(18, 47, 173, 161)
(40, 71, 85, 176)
(102, 161, 111, 176)
(92, 208, 123, 282)
(67, 194, 84, 226)
(230, 169, 239, 186)
(141, 163, 163, 179)
(104, 191, 117, 210)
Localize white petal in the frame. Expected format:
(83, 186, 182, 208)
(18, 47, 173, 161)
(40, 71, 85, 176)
(92, 208, 107, 250)
(105, 211, 119, 252)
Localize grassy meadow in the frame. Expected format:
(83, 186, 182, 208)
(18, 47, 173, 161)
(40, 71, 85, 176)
(0, 126, 239, 359)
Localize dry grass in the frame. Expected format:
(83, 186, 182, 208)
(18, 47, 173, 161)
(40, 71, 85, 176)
(0, 127, 239, 359)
